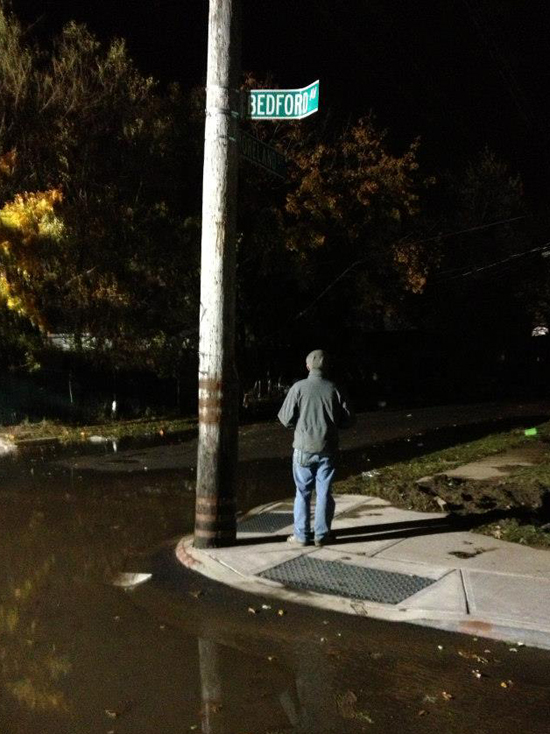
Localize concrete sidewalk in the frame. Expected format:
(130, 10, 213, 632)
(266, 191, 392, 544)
(177, 494, 550, 650)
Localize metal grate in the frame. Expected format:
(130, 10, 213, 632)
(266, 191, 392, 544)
(238, 512, 294, 534)
(258, 556, 435, 604)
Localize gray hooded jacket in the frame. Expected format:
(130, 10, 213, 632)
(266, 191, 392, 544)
(277, 368, 354, 454)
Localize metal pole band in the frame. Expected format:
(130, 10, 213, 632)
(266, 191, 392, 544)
(194, 527, 236, 548)
(194, 516, 236, 532)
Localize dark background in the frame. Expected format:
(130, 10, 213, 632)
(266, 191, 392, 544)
(5, 0, 550, 419)
(14, 0, 550, 196)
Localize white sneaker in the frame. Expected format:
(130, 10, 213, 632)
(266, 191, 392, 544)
(286, 534, 308, 547)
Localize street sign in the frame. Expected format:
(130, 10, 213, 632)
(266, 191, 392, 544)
(240, 131, 286, 179)
(247, 80, 319, 120)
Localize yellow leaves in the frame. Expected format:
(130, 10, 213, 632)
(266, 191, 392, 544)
(0, 188, 63, 329)
(0, 189, 63, 244)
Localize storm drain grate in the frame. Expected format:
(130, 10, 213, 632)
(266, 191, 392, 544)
(238, 512, 294, 534)
(258, 556, 435, 604)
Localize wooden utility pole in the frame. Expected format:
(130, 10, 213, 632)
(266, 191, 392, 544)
(194, 0, 241, 549)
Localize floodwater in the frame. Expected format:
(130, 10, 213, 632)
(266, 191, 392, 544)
(1, 418, 550, 733)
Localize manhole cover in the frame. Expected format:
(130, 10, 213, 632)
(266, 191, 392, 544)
(258, 556, 435, 604)
(238, 512, 294, 534)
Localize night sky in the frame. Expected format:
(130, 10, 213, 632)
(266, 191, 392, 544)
(13, 0, 550, 195)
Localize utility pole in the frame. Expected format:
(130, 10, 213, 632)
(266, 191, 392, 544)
(194, 0, 241, 549)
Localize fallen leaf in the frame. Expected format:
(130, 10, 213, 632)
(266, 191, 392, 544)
(105, 709, 120, 719)
(441, 691, 454, 701)
(277, 609, 286, 616)
(189, 590, 203, 598)
(458, 650, 488, 664)
(418, 709, 428, 717)
(247, 607, 259, 614)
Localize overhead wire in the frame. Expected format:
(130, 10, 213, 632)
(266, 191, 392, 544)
(433, 239, 550, 284)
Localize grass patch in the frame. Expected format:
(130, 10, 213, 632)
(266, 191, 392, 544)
(335, 421, 550, 549)
(0, 415, 197, 444)
(477, 518, 550, 548)
(335, 426, 540, 508)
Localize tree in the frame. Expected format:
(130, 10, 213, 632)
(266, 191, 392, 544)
(237, 112, 432, 351)
(0, 4, 200, 375)
(423, 147, 530, 338)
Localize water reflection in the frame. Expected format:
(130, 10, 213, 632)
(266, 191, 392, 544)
(198, 638, 223, 734)
(1, 445, 550, 733)
(196, 635, 338, 733)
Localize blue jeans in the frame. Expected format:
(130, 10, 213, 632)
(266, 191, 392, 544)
(292, 450, 336, 542)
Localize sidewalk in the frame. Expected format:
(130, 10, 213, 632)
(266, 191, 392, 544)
(177, 493, 550, 650)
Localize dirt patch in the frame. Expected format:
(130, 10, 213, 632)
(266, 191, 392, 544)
(417, 473, 550, 518)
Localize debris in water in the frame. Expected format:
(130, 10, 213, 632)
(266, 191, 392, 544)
(0, 437, 16, 455)
(277, 609, 286, 616)
(89, 435, 110, 443)
(247, 607, 259, 614)
(111, 572, 152, 588)
(441, 691, 454, 701)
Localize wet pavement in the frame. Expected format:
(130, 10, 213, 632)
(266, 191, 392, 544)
(1, 402, 550, 733)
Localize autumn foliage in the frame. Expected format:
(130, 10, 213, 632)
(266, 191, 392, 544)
(0, 187, 63, 328)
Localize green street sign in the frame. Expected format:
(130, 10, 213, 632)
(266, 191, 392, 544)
(247, 80, 319, 120)
(240, 131, 286, 179)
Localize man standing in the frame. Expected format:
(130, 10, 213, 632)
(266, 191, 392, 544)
(277, 349, 354, 547)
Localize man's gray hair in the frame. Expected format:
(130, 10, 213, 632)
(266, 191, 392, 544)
(306, 349, 328, 370)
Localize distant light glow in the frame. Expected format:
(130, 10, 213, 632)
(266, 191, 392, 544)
(532, 326, 549, 337)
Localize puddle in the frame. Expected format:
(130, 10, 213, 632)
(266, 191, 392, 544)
(1, 421, 550, 732)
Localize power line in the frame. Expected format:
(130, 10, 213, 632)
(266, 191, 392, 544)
(434, 240, 550, 284)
